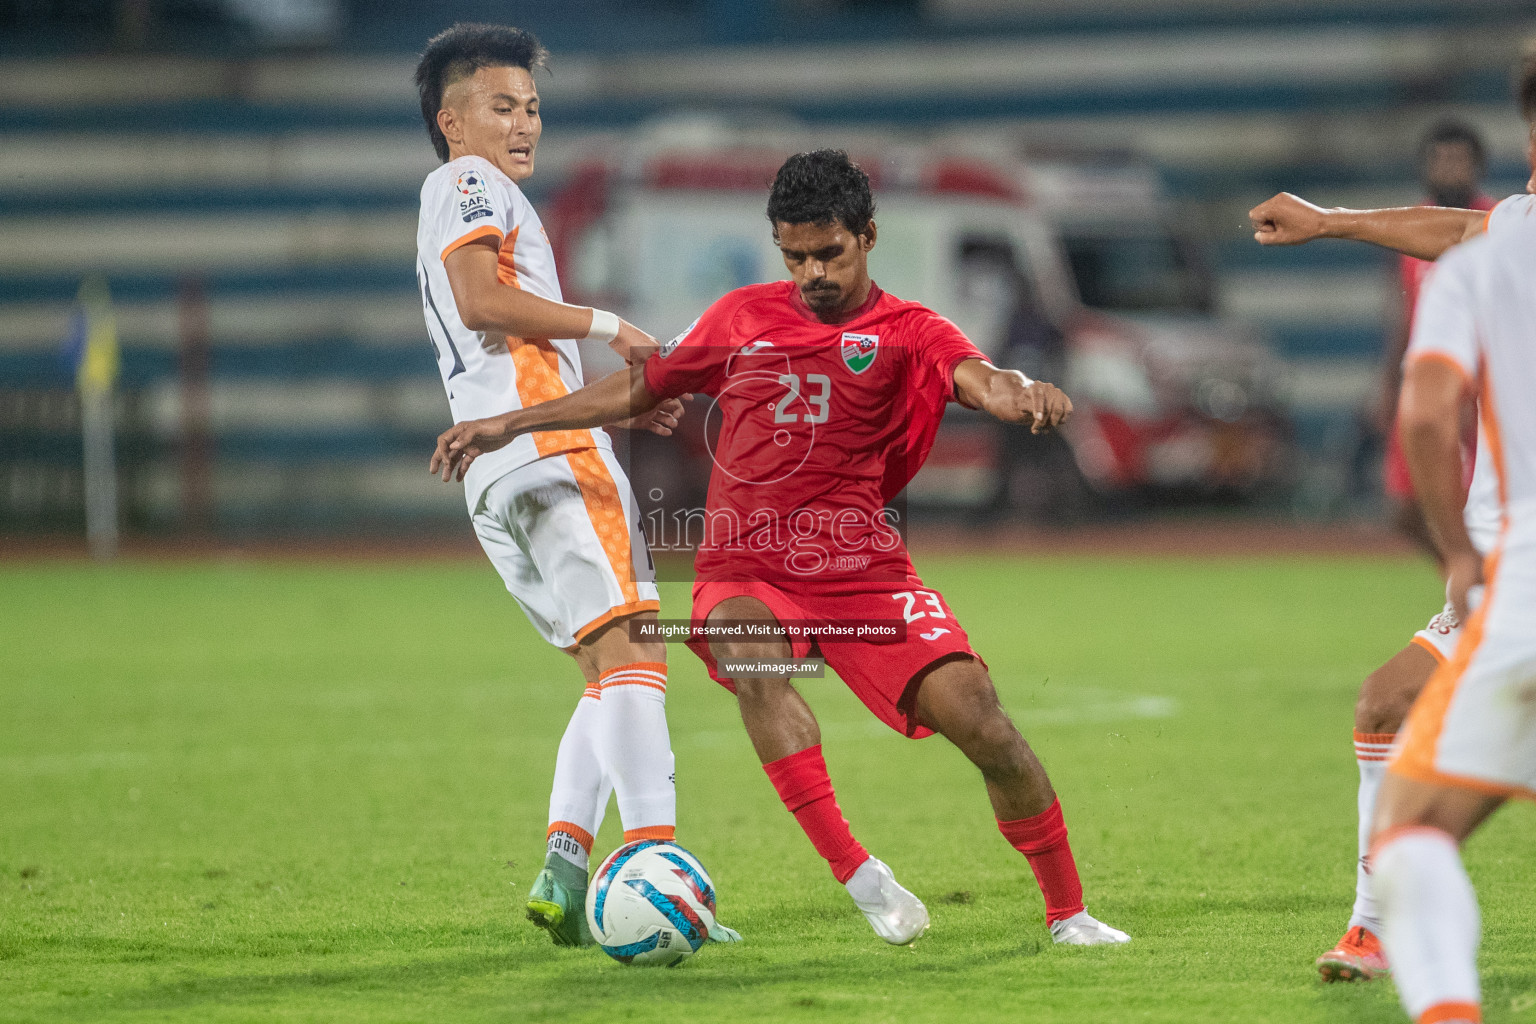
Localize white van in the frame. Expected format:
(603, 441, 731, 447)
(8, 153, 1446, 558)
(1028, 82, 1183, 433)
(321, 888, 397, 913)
(550, 134, 1289, 512)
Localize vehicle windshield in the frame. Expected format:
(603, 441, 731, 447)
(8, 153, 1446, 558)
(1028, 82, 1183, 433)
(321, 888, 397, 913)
(1061, 229, 1212, 314)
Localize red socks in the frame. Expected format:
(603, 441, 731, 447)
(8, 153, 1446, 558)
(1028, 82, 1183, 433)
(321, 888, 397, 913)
(998, 798, 1085, 924)
(764, 745, 1085, 922)
(763, 745, 870, 884)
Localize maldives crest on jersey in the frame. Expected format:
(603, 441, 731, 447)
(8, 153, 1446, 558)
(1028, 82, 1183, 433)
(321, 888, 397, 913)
(841, 332, 879, 374)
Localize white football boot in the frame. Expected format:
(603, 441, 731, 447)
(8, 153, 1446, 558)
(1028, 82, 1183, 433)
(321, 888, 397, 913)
(707, 921, 744, 943)
(1049, 910, 1131, 945)
(845, 857, 929, 945)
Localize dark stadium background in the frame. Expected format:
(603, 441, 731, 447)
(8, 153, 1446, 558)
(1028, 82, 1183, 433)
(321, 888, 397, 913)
(2, 0, 1534, 545)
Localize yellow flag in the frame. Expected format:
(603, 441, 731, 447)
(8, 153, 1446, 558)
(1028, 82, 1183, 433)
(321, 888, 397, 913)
(76, 275, 119, 396)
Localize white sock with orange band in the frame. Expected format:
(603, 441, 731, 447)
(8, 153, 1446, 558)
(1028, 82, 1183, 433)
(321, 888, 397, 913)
(545, 684, 612, 872)
(598, 662, 677, 843)
(1349, 729, 1394, 932)
(1374, 826, 1482, 1024)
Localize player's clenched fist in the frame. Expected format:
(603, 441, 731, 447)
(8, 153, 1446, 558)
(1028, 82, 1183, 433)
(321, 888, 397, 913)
(430, 413, 516, 482)
(1248, 192, 1331, 246)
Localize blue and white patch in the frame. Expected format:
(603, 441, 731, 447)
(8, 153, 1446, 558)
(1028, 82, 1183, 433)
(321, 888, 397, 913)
(458, 193, 494, 223)
(660, 318, 698, 359)
(455, 169, 488, 196)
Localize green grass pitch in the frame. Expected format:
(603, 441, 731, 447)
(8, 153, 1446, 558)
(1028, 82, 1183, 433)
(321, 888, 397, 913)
(3, 553, 1533, 1023)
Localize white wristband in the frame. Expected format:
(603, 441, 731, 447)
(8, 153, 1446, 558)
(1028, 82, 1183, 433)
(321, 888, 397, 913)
(585, 308, 620, 344)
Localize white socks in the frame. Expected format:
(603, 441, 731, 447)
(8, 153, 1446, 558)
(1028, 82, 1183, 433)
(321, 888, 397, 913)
(1374, 827, 1482, 1023)
(545, 686, 611, 871)
(1349, 731, 1394, 932)
(597, 662, 677, 840)
(544, 663, 677, 868)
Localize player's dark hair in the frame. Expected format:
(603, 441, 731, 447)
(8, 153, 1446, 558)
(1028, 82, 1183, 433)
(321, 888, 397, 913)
(767, 150, 876, 236)
(415, 23, 549, 162)
(1418, 119, 1487, 170)
(1520, 39, 1536, 121)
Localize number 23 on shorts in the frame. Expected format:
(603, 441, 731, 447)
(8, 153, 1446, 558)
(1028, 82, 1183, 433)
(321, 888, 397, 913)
(892, 590, 946, 623)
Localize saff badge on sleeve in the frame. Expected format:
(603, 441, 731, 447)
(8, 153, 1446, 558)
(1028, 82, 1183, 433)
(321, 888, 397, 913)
(840, 332, 879, 374)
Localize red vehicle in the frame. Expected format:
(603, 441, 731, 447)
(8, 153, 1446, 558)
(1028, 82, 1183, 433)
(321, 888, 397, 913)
(547, 132, 1290, 516)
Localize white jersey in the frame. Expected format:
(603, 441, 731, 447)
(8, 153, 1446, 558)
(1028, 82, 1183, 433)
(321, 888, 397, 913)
(1408, 193, 1536, 541)
(416, 155, 609, 509)
(1394, 200, 1536, 800)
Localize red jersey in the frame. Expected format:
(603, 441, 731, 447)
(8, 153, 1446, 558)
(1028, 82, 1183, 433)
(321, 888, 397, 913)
(1385, 193, 1494, 499)
(643, 280, 985, 584)
(1397, 194, 1496, 331)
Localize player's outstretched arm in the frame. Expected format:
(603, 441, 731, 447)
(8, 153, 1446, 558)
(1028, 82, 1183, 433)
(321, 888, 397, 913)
(1399, 356, 1482, 618)
(444, 239, 655, 353)
(953, 358, 1072, 435)
(430, 363, 664, 482)
(1248, 192, 1485, 261)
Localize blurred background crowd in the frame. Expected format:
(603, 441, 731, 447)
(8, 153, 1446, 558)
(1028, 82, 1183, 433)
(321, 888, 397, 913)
(2, 0, 1534, 544)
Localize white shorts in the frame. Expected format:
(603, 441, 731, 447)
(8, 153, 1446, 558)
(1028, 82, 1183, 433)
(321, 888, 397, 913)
(1393, 532, 1536, 799)
(471, 447, 659, 650)
(1411, 602, 1464, 664)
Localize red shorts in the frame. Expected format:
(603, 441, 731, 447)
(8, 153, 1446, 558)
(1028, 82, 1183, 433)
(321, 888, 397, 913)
(687, 576, 980, 739)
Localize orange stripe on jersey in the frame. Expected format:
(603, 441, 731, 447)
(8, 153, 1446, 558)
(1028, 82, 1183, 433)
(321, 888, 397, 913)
(1391, 547, 1499, 788)
(573, 598, 662, 645)
(567, 449, 642, 608)
(497, 226, 521, 287)
(440, 224, 504, 262)
(496, 224, 597, 458)
(1478, 369, 1509, 509)
(509, 340, 595, 458)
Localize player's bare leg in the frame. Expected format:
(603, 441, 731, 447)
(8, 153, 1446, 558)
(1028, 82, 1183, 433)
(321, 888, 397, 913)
(710, 596, 927, 945)
(1318, 642, 1438, 981)
(1370, 774, 1504, 1024)
(912, 656, 1129, 945)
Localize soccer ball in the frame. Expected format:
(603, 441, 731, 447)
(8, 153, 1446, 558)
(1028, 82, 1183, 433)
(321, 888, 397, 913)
(586, 840, 717, 966)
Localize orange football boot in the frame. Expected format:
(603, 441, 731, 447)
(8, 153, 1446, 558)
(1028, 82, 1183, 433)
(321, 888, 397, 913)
(1317, 925, 1390, 982)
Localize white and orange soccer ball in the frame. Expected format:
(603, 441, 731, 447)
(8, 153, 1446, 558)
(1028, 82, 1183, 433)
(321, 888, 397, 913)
(586, 840, 717, 966)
